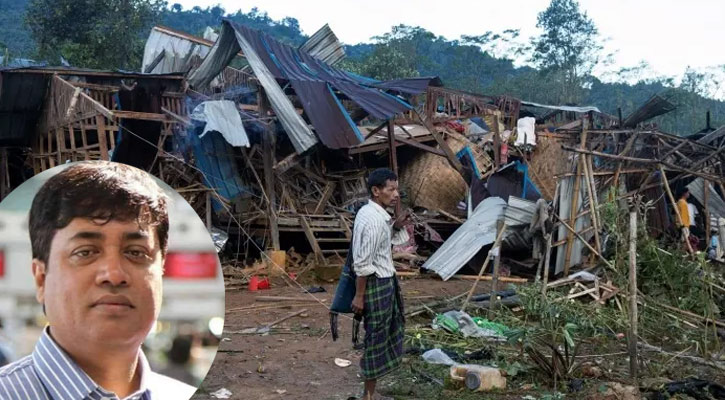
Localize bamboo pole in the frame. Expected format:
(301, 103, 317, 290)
(554, 213, 615, 269)
(541, 234, 553, 295)
(659, 165, 693, 254)
(488, 222, 506, 317)
(493, 114, 501, 168)
(583, 154, 601, 254)
(628, 210, 638, 381)
(460, 224, 507, 313)
(705, 179, 711, 247)
(563, 146, 725, 185)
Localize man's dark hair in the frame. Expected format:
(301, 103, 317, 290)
(367, 168, 398, 195)
(29, 161, 169, 265)
(679, 188, 690, 198)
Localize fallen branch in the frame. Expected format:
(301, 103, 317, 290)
(639, 342, 725, 372)
(255, 296, 326, 303)
(264, 308, 308, 329)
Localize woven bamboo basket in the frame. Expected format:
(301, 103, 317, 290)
(527, 133, 574, 200)
(401, 130, 492, 214)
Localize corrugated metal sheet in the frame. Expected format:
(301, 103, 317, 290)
(422, 197, 506, 281)
(370, 77, 443, 95)
(697, 125, 725, 145)
(191, 100, 250, 147)
(505, 196, 536, 227)
(142, 26, 212, 74)
(298, 24, 346, 66)
(521, 101, 600, 114)
(687, 178, 725, 219)
(189, 19, 437, 151)
(554, 172, 590, 274)
(622, 95, 676, 128)
(0, 57, 42, 68)
(189, 23, 318, 154)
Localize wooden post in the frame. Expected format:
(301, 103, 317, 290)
(493, 114, 501, 168)
(387, 119, 398, 176)
(0, 148, 8, 200)
(705, 180, 711, 247)
(489, 221, 506, 317)
(659, 165, 693, 254)
(618, 107, 623, 128)
(260, 89, 280, 250)
(627, 210, 638, 381)
(413, 110, 463, 173)
(460, 224, 507, 312)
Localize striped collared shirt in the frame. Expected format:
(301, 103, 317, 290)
(0, 327, 196, 400)
(352, 200, 410, 278)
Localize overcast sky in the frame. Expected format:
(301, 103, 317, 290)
(174, 0, 725, 82)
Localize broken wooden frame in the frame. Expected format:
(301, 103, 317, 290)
(550, 118, 725, 274)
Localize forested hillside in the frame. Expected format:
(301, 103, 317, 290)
(2, 0, 722, 134)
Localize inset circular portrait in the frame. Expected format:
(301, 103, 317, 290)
(0, 161, 225, 399)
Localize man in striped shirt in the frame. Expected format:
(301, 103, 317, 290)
(350, 168, 410, 400)
(0, 162, 196, 399)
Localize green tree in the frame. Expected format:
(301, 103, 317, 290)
(25, 0, 166, 69)
(352, 44, 419, 81)
(531, 0, 602, 103)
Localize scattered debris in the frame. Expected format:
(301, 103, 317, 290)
(210, 388, 233, 399)
(334, 358, 352, 368)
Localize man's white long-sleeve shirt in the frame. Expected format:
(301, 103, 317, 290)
(352, 200, 410, 278)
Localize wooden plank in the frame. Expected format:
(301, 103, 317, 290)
(273, 152, 302, 175)
(68, 124, 77, 162)
(47, 131, 56, 168)
(95, 115, 110, 161)
(313, 182, 335, 214)
(338, 214, 352, 239)
(300, 216, 324, 263)
(112, 111, 169, 122)
(55, 128, 64, 165)
(260, 90, 280, 250)
(161, 107, 192, 126)
(395, 135, 445, 156)
(363, 120, 388, 141)
(414, 110, 463, 173)
(451, 274, 528, 283)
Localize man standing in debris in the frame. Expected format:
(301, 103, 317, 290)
(677, 189, 692, 251)
(350, 168, 410, 400)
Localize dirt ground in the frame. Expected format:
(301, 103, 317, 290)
(191, 276, 481, 400)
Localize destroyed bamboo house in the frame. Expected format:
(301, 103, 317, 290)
(1, 19, 723, 281)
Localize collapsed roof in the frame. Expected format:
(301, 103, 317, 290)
(187, 19, 442, 153)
